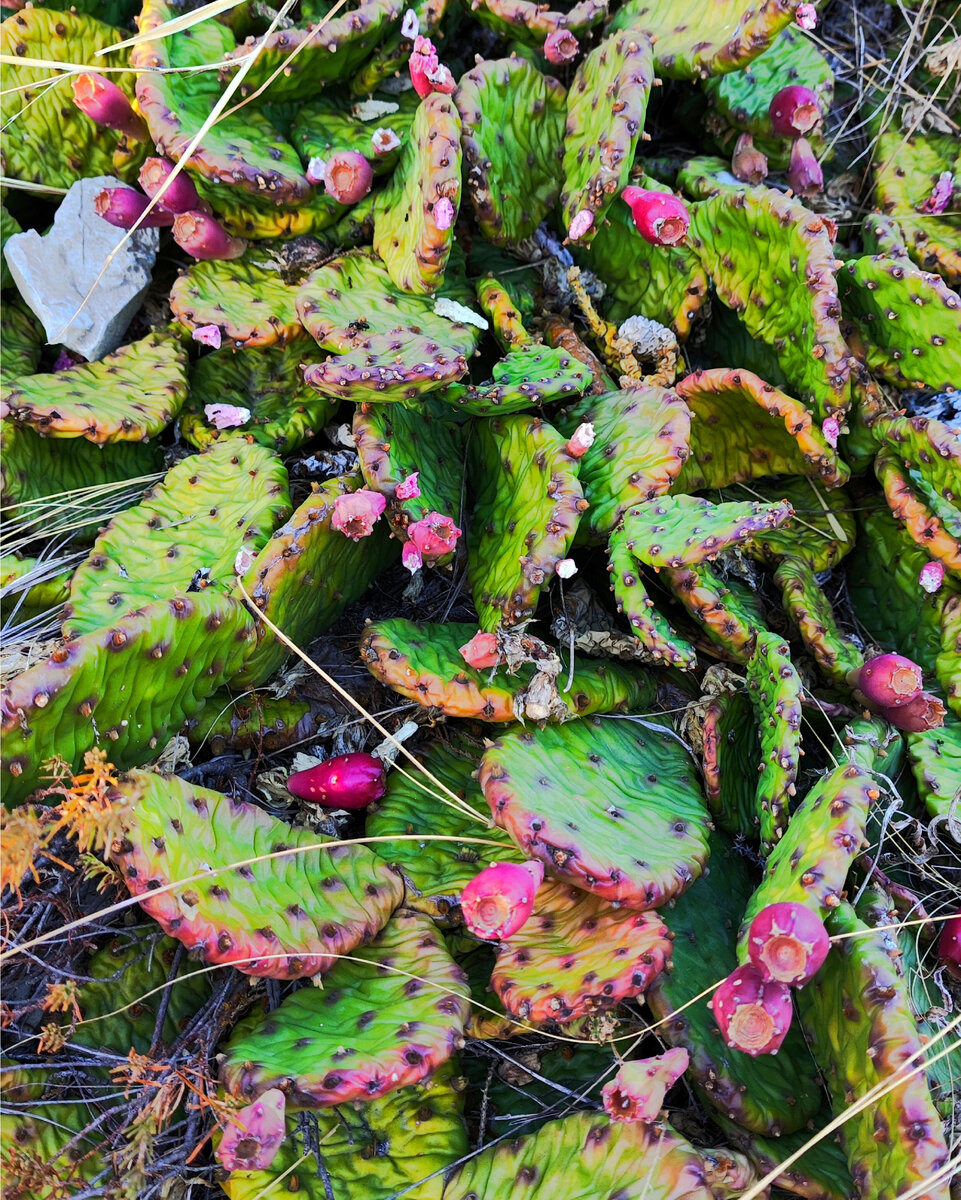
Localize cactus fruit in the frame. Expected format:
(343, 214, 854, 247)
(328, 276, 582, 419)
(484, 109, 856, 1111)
(790, 137, 825, 200)
(330, 489, 388, 540)
(856, 652, 924, 709)
(711, 964, 795, 1056)
(478, 716, 711, 908)
(621, 186, 691, 247)
(216, 1089, 286, 1174)
(139, 156, 202, 213)
(95, 184, 175, 229)
(460, 860, 544, 940)
(287, 752, 387, 809)
(879, 691, 946, 733)
(490, 880, 671, 1022)
(939, 913, 961, 978)
(72, 73, 147, 142)
(172, 211, 248, 261)
(746, 632, 803, 849)
(318, 151, 375, 205)
(170, 252, 303, 349)
(601, 1048, 689, 1123)
(745, 902, 830, 986)
(109, 769, 403, 978)
(220, 911, 468, 1104)
(291, 95, 412, 179)
(768, 84, 824, 137)
(775, 557, 864, 686)
(731, 133, 769, 184)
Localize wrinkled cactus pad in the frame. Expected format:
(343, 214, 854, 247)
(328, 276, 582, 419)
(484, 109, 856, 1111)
(746, 631, 803, 850)
(170, 252, 304, 349)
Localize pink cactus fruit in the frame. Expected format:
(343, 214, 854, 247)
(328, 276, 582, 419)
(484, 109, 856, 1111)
(544, 29, 579, 64)
(601, 1048, 690, 1123)
(434, 196, 456, 230)
(139, 157, 202, 214)
(731, 133, 768, 185)
(919, 561, 945, 594)
(567, 209, 593, 241)
(409, 36, 455, 97)
(403, 511, 462, 571)
(938, 912, 961, 980)
(172, 212, 247, 261)
(795, 3, 817, 29)
(287, 752, 387, 810)
(768, 85, 823, 137)
(856, 653, 924, 709)
(395, 472, 421, 500)
(920, 171, 953, 215)
(323, 152, 374, 205)
(94, 187, 174, 230)
(788, 137, 823, 197)
(565, 421, 595, 458)
(372, 127, 402, 155)
(711, 964, 794, 1056)
(459, 630, 501, 669)
(746, 902, 831, 987)
(460, 861, 545, 940)
(621, 187, 690, 247)
(330, 489, 387, 540)
(192, 324, 222, 350)
(879, 691, 946, 733)
(71, 73, 148, 142)
(217, 1088, 286, 1173)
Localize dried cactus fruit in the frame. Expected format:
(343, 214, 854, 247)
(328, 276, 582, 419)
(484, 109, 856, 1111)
(170, 251, 303, 349)
(662, 562, 768, 663)
(775, 557, 864, 686)
(373, 93, 462, 295)
(905, 714, 961, 822)
(186, 693, 323, 756)
(605, 523, 697, 666)
(361, 618, 651, 721)
(63, 438, 290, 638)
(441, 344, 592, 416)
(2, 333, 188, 445)
(746, 632, 803, 851)
(674, 367, 848, 490)
(455, 58, 566, 246)
(489, 879, 671, 1022)
(688, 185, 851, 420)
(221, 912, 468, 1104)
(700, 690, 763, 840)
(110, 769, 403, 978)
(559, 30, 654, 243)
(796, 902, 950, 1200)
(602, 1048, 690, 1124)
(0, 299, 44, 383)
(1, 592, 255, 806)
(467, 415, 585, 630)
(479, 716, 710, 908)
(216, 1089, 286, 1175)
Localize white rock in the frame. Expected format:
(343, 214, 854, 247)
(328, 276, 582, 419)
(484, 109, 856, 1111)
(433, 296, 488, 330)
(3, 174, 159, 362)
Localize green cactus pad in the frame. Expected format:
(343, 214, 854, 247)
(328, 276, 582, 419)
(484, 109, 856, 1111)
(63, 438, 290, 638)
(716, 1113, 854, 1200)
(186, 693, 323, 755)
(132, 0, 311, 207)
(110, 769, 404, 978)
(663, 562, 766, 663)
(465, 0, 607, 44)
(0, 555, 72, 619)
(366, 739, 522, 924)
(839, 255, 961, 392)
(446, 344, 593, 416)
(559, 30, 654, 242)
(234, 473, 396, 688)
(746, 631, 802, 851)
(796, 902, 950, 1200)
(1, 8, 143, 189)
(361, 618, 652, 721)
(373, 93, 462, 296)
(560, 385, 691, 540)
(0, 299, 44, 382)
(475, 276, 533, 350)
(609, 0, 801, 79)
(647, 832, 825, 1135)
(699, 690, 762, 840)
(221, 911, 468, 1104)
(606, 523, 697, 666)
(169, 251, 303, 349)
(2, 333, 188, 445)
(305, 330, 469, 404)
(0, 592, 255, 806)
(479, 716, 710, 908)
(674, 367, 848, 491)
(906, 714, 961, 823)
(689, 187, 851, 420)
(291, 94, 412, 177)
(455, 58, 566, 246)
(1, 207, 22, 292)
(775, 557, 864, 687)
(728, 477, 856, 573)
(490, 879, 671, 1022)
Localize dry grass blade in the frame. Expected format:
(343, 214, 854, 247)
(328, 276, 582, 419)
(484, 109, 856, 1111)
(0, 174, 68, 195)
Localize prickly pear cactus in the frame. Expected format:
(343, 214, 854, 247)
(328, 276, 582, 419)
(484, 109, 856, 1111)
(606, 523, 697, 666)
(221, 912, 469, 1104)
(465, 0, 607, 44)
(905, 713, 961, 822)
(715, 1112, 855, 1200)
(110, 769, 404, 978)
(305, 330, 469, 404)
(442, 344, 593, 415)
(350, 0, 449, 92)
(775, 557, 864, 686)
(0, 299, 44, 382)
(475, 276, 532, 350)
(455, 58, 566, 246)
(662, 561, 769, 663)
(731, 476, 855, 572)
(186, 693, 323, 755)
(1, 1090, 110, 1198)
(479, 716, 711, 908)
(0, 207, 21, 293)
(699, 690, 762, 840)
(170, 252, 304, 349)
(746, 632, 803, 851)
(2, 333, 188, 444)
(291, 94, 412, 178)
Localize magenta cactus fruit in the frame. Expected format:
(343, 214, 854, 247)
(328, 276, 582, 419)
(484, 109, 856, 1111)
(920, 170, 953, 215)
(544, 29, 579, 64)
(879, 691, 946, 732)
(94, 187, 175, 229)
(171, 211, 247, 261)
(856, 653, 924, 708)
(139, 157, 202, 214)
(395, 472, 421, 500)
(330, 489, 387, 540)
(621, 186, 690, 247)
(711, 964, 794, 1056)
(746, 902, 831, 987)
(459, 630, 501, 669)
(939, 912, 961, 980)
(731, 133, 768, 185)
(460, 860, 544, 940)
(323, 152, 375, 205)
(787, 137, 823, 197)
(768, 85, 823, 137)
(601, 1048, 689, 1123)
(216, 1088, 286, 1173)
(286, 752, 387, 810)
(402, 511, 463, 571)
(71, 72, 148, 142)
(409, 36, 455, 98)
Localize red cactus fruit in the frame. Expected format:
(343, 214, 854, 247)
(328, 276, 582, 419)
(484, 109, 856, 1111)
(71, 73, 148, 142)
(731, 133, 768, 185)
(402, 511, 462, 571)
(787, 137, 823, 197)
(94, 187, 174, 230)
(601, 1048, 689, 1123)
(459, 630, 501, 669)
(768, 85, 823, 137)
(879, 691, 946, 732)
(323, 151, 374, 205)
(409, 36, 455, 97)
(287, 752, 387, 810)
(621, 186, 690, 247)
(461, 860, 544, 940)
(856, 653, 924, 709)
(746, 902, 831, 987)
(330, 490, 387, 540)
(939, 912, 961, 979)
(216, 1088, 286, 1173)
(172, 211, 247, 261)
(139, 157, 202, 214)
(711, 964, 794, 1056)
(544, 29, 579, 64)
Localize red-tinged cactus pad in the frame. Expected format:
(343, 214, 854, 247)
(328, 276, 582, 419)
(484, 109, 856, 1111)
(0, 592, 255, 807)
(170, 252, 303, 349)
(288, 753, 386, 810)
(601, 1048, 689, 1123)
(109, 769, 404, 979)
(796, 902, 951, 1200)
(662, 562, 768, 664)
(875, 451, 961, 578)
(220, 912, 468, 1105)
(63, 438, 290, 639)
(605, 523, 697, 667)
(746, 902, 830, 986)
(559, 30, 654, 243)
(746, 632, 803, 851)
(711, 964, 794, 1056)
(216, 1089, 286, 1174)
(465, 0, 607, 46)
(905, 714, 961, 822)
(857, 653, 924, 709)
(2, 333, 187, 445)
(775, 557, 864, 687)
(479, 716, 710, 909)
(674, 368, 848, 491)
(361, 619, 653, 721)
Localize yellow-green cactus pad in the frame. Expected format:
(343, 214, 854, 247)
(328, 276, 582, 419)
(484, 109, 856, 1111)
(169, 251, 304, 349)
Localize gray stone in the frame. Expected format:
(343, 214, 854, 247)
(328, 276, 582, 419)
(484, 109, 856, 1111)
(3, 175, 159, 362)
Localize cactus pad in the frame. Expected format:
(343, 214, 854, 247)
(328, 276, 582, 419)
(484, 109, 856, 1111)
(291, 94, 412, 178)
(905, 714, 961, 823)
(605, 523, 697, 666)
(775, 557, 864, 686)
(699, 690, 762, 840)
(716, 1114, 854, 1200)
(490, 880, 671, 1022)
(730, 476, 855, 573)
(186, 693, 323, 756)
(664, 562, 766, 663)
(221, 911, 468, 1104)
(464, 0, 607, 44)
(170, 252, 303, 349)
(475, 276, 533, 350)
(442, 344, 593, 416)
(746, 631, 803, 850)
(110, 769, 403, 979)
(0, 299, 44, 382)
(304, 331, 469, 404)
(479, 716, 710, 908)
